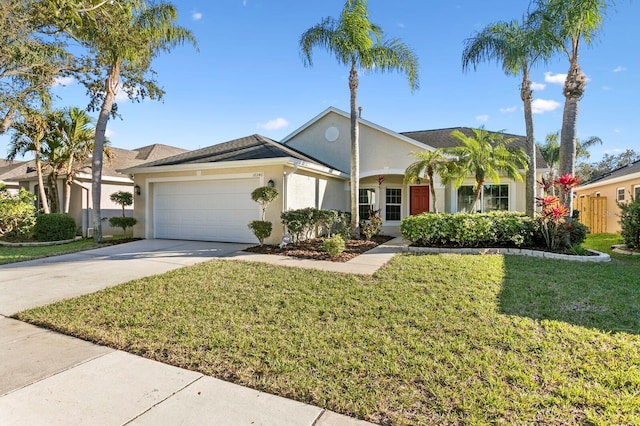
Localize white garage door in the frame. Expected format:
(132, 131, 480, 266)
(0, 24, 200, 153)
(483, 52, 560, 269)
(153, 178, 260, 243)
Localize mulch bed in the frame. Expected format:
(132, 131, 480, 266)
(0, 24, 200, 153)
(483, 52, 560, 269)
(245, 235, 394, 263)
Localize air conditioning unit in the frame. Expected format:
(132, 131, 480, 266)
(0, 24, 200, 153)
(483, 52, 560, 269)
(86, 228, 94, 238)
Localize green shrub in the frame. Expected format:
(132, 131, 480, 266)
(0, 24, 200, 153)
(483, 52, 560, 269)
(281, 208, 350, 242)
(251, 186, 279, 220)
(618, 198, 640, 249)
(400, 211, 533, 248)
(568, 220, 588, 246)
(321, 234, 346, 257)
(0, 188, 37, 240)
(34, 213, 76, 241)
(360, 211, 382, 240)
(108, 216, 138, 236)
(248, 220, 273, 245)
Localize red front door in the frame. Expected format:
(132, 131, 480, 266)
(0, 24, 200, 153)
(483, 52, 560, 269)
(410, 186, 430, 215)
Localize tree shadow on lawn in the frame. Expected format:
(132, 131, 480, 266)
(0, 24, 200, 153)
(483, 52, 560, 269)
(498, 255, 640, 335)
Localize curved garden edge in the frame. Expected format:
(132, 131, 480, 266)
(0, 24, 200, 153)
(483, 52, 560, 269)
(405, 245, 611, 262)
(0, 236, 83, 247)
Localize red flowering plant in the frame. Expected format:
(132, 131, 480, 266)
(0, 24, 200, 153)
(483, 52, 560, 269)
(536, 174, 579, 250)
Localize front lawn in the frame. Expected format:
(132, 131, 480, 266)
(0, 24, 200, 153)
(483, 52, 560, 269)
(0, 239, 101, 265)
(16, 253, 640, 424)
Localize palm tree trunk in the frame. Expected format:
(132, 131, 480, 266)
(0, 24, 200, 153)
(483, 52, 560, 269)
(349, 59, 360, 238)
(47, 172, 60, 213)
(559, 61, 586, 213)
(64, 175, 72, 214)
(92, 61, 120, 243)
(472, 180, 484, 213)
(427, 170, 438, 213)
(34, 151, 50, 214)
(521, 72, 536, 218)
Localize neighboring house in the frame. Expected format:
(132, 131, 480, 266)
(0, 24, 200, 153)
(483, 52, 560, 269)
(122, 107, 548, 244)
(9, 144, 188, 237)
(0, 159, 28, 194)
(574, 159, 640, 233)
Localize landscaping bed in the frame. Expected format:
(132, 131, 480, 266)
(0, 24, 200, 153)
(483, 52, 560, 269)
(244, 235, 393, 262)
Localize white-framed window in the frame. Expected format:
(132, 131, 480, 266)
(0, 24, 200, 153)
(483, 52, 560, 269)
(358, 188, 376, 220)
(634, 185, 640, 201)
(385, 188, 402, 221)
(457, 184, 509, 213)
(617, 187, 625, 202)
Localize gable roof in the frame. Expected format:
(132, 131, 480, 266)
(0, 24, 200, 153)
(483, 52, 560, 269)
(578, 159, 640, 189)
(126, 134, 340, 171)
(401, 127, 549, 169)
(281, 106, 435, 152)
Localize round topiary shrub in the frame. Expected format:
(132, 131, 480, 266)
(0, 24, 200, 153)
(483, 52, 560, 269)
(34, 213, 76, 241)
(322, 234, 346, 257)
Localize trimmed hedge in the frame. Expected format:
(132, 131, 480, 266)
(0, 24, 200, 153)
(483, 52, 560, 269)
(281, 208, 351, 242)
(34, 213, 76, 242)
(618, 198, 640, 249)
(400, 211, 534, 248)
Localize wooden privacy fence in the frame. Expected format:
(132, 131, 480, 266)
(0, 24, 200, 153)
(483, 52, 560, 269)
(575, 196, 607, 234)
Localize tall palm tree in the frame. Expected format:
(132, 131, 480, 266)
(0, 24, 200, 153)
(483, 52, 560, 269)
(462, 16, 551, 218)
(534, 0, 608, 211)
(404, 149, 450, 213)
(69, 1, 196, 242)
(300, 0, 419, 235)
(7, 108, 51, 213)
(446, 127, 529, 212)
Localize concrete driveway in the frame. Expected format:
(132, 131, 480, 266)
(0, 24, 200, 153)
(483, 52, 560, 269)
(0, 239, 251, 317)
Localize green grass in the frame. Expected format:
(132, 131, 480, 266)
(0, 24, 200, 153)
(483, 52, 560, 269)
(0, 239, 102, 265)
(16, 252, 640, 425)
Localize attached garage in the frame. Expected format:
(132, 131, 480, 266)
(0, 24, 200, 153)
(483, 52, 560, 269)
(152, 177, 260, 243)
(121, 134, 348, 245)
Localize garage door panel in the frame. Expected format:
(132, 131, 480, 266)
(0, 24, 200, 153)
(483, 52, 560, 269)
(153, 179, 260, 243)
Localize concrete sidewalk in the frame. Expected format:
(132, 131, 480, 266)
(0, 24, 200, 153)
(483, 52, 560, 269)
(1, 239, 392, 425)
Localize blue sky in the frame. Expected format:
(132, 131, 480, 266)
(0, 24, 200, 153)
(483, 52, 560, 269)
(6, 0, 640, 162)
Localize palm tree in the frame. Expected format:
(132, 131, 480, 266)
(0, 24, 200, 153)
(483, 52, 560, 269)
(300, 0, 419, 236)
(446, 127, 529, 212)
(7, 108, 51, 213)
(539, 130, 602, 181)
(69, 1, 196, 242)
(462, 16, 551, 218)
(404, 149, 450, 213)
(45, 107, 110, 214)
(534, 0, 608, 211)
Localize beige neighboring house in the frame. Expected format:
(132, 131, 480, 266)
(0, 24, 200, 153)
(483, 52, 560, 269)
(575, 159, 640, 233)
(0, 159, 28, 194)
(10, 144, 188, 237)
(122, 107, 548, 245)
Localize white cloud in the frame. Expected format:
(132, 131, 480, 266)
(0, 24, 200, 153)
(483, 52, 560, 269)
(475, 114, 489, 123)
(602, 85, 611, 91)
(53, 76, 74, 87)
(531, 98, 561, 114)
(114, 88, 129, 102)
(499, 106, 517, 113)
(258, 117, 289, 131)
(105, 128, 115, 138)
(192, 12, 202, 21)
(530, 81, 546, 91)
(613, 66, 627, 73)
(544, 72, 566, 85)
(614, 129, 621, 133)
(604, 148, 624, 154)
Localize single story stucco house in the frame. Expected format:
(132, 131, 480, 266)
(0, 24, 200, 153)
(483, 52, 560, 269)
(575, 159, 640, 233)
(121, 107, 548, 244)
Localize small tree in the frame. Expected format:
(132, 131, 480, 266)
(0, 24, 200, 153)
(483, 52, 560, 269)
(618, 196, 640, 250)
(108, 190, 137, 236)
(249, 186, 279, 245)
